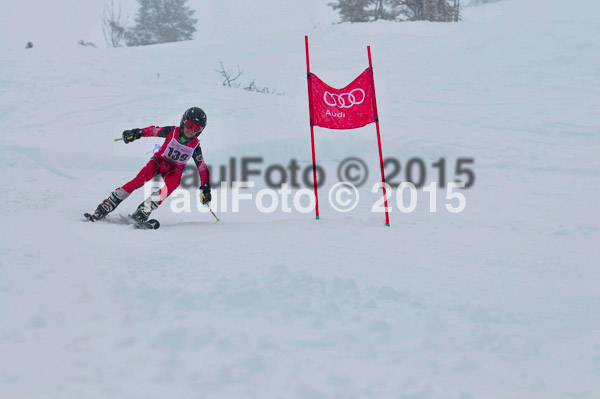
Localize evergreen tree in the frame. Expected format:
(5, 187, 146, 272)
(328, 0, 400, 23)
(328, 0, 370, 23)
(126, 0, 197, 46)
(329, 0, 459, 23)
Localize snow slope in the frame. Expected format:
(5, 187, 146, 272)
(1, 0, 599, 398)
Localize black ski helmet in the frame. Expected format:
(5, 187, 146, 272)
(180, 107, 207, 136)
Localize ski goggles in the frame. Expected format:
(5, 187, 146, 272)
(184, 119, 205, 134)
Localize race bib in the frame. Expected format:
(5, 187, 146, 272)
(162, 137, 196, 165)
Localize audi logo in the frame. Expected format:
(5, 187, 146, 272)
(323, 89, 365, 109)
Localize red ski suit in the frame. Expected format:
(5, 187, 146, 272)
(120, 126, 209, 204)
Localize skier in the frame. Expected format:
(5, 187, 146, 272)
(85, 107, 211, 225)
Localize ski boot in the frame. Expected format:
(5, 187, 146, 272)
(129, 198, 161, 229)
(85, 188, 129, 222)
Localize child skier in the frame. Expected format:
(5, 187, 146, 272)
(85, 107, 211, 224)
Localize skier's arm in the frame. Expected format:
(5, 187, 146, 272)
(192, 146, 210, 185)
(122, 126, 174, 143)
(193, 146, 211, 204)
(141, 126, 174, 138)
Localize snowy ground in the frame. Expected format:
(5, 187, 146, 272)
(1, 0, 599, 398)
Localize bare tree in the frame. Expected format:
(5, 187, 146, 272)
(216, 63, 284, 95)
(102, 0, 128, 48)
(78, 40, 97, 48)
(216, 61, 243, 87)
(244, 79, 278, 94)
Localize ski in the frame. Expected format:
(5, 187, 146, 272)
(83, 213, 160, 230)
(137, 219, 160, 230)
(119, 214, 160, 230)
(84, 212, 98, 222)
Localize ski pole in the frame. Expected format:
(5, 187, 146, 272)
(203, 194, 221, 222)
(207, 206, 221, 222)
(113, 137, 123, 142)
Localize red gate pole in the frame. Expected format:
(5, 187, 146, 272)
(305, 36, 320, 220)
(367, 46, 390, 226)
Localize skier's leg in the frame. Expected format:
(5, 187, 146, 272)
(121, 159, 159, 193)
(91, 160, 158, 220)
(157, 168, 183, 205)
(131, 168, 182, 222)
(91, 187, 131, 220)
